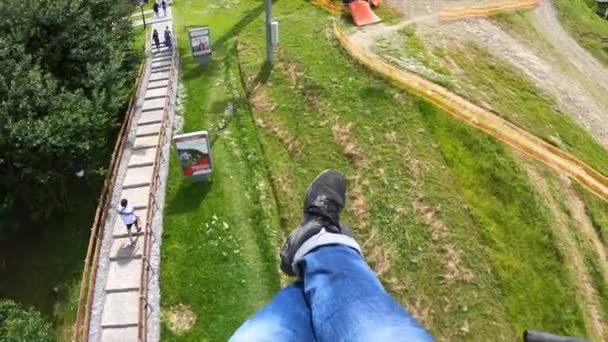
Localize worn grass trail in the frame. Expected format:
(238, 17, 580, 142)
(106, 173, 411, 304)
(160, 0, 280, 340)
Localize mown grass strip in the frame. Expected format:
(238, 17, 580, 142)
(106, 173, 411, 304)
(160, 1, 280, 340)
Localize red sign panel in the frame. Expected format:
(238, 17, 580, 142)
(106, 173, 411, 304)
(174, 131, 213, 177)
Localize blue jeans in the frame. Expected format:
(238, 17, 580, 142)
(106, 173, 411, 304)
(230, 245, 434, 342)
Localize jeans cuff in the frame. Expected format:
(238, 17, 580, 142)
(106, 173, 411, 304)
(292, 228, 362, 276)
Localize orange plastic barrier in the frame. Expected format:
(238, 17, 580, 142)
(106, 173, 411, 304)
(349, 1, 382, 26)
(309, 0, 381, 26)
(439, 0, 539, 21)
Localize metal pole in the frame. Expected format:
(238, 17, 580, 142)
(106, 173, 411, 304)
(141, 5, 147, 29)
(265, 0, 273, 63)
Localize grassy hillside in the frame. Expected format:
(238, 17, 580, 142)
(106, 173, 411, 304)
(163, 0, 608, 340)
(373, 15, 608, 339)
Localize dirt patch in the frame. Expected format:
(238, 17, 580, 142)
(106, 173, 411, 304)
(277, 49, 303, 87)
(406, 298, 432, 326)
(250, 86, 275, 112)
(441, 245, 474, 283)
(349, 175, 370, 225)
(413, 192, 474, 283)
(399, 137, 473, 283)
(255, 118, 301, 156)
(562, 178, 608, 286)
(521, 160, 606, 340)
(276, 48, 372, 170)
(363, 229, 393, 277)
(332, 122, 369, 168)
(162, 304, 197, 335)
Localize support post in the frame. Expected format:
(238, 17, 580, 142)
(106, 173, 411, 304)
(141, 5, 147, 29)
(265, 0, 273, 63)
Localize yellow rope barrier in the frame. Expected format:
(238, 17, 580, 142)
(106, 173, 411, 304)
(439, 0, 539, 21)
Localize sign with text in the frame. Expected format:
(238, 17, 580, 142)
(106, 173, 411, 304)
(189, 27, 211, 57)
(174, 131, 213, 180)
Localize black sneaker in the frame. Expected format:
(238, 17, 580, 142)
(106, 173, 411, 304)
(280, 169, 360, 276)
(303, 169, 346, 228)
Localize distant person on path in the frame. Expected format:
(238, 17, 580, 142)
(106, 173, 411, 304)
(118, 198, 141, 246)
(153, 1, 159, 18)
(164, 26, 172, 49)
(161, 0, 167, 16)
(152, 29, 161, 50)
(229, 169, 434, 342)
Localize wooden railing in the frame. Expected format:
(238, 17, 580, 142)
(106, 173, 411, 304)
(72, 40, 150, 342)
(72, 31, 153, 342)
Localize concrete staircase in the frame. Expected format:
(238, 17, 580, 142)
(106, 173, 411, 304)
(98, 43, 175, 342)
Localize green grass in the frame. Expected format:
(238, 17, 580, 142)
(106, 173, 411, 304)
(160, 0, 281, 340)
(132, 25, 150, 52)
(158, 0, 608, 340)
(554, 0, 608, 65)
(235, 1, 587, 338)
(574, 183, 608, 245)
(0, 183, 99, 341)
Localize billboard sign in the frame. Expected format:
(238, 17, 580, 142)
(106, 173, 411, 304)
(174, 131, 213, 180)
(189, 27, 211, 57)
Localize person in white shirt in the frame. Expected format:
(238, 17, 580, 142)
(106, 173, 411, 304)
(118, 198, 141, 246)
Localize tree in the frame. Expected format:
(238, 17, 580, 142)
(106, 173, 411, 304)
(0, 299, 52, 342)
(0, 0, 141, 234)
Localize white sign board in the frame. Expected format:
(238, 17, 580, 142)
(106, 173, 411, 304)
(189, 27, 211, 57)
(174, 131, 213, 180)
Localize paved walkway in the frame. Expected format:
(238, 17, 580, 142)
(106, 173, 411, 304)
(89, 7, 176, 342)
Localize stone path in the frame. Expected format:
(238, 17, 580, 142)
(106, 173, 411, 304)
(88, 7, 176, 342)
(132, 3, 173, 28)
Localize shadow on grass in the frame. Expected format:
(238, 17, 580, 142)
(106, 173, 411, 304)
(165, 179, 212, 215)
(250, 61, 273, 89)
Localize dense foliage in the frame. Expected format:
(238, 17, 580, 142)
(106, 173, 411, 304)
(0, 0, 140, 234)
(0, 299, 52, 342)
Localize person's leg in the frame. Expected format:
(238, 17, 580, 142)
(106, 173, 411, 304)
(126, 224, 135, 245)
(279, 170, 433, 342)
(135, 216, 142, 232)
(300, 243, 433, 342)
(229, 282, 316, 342)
